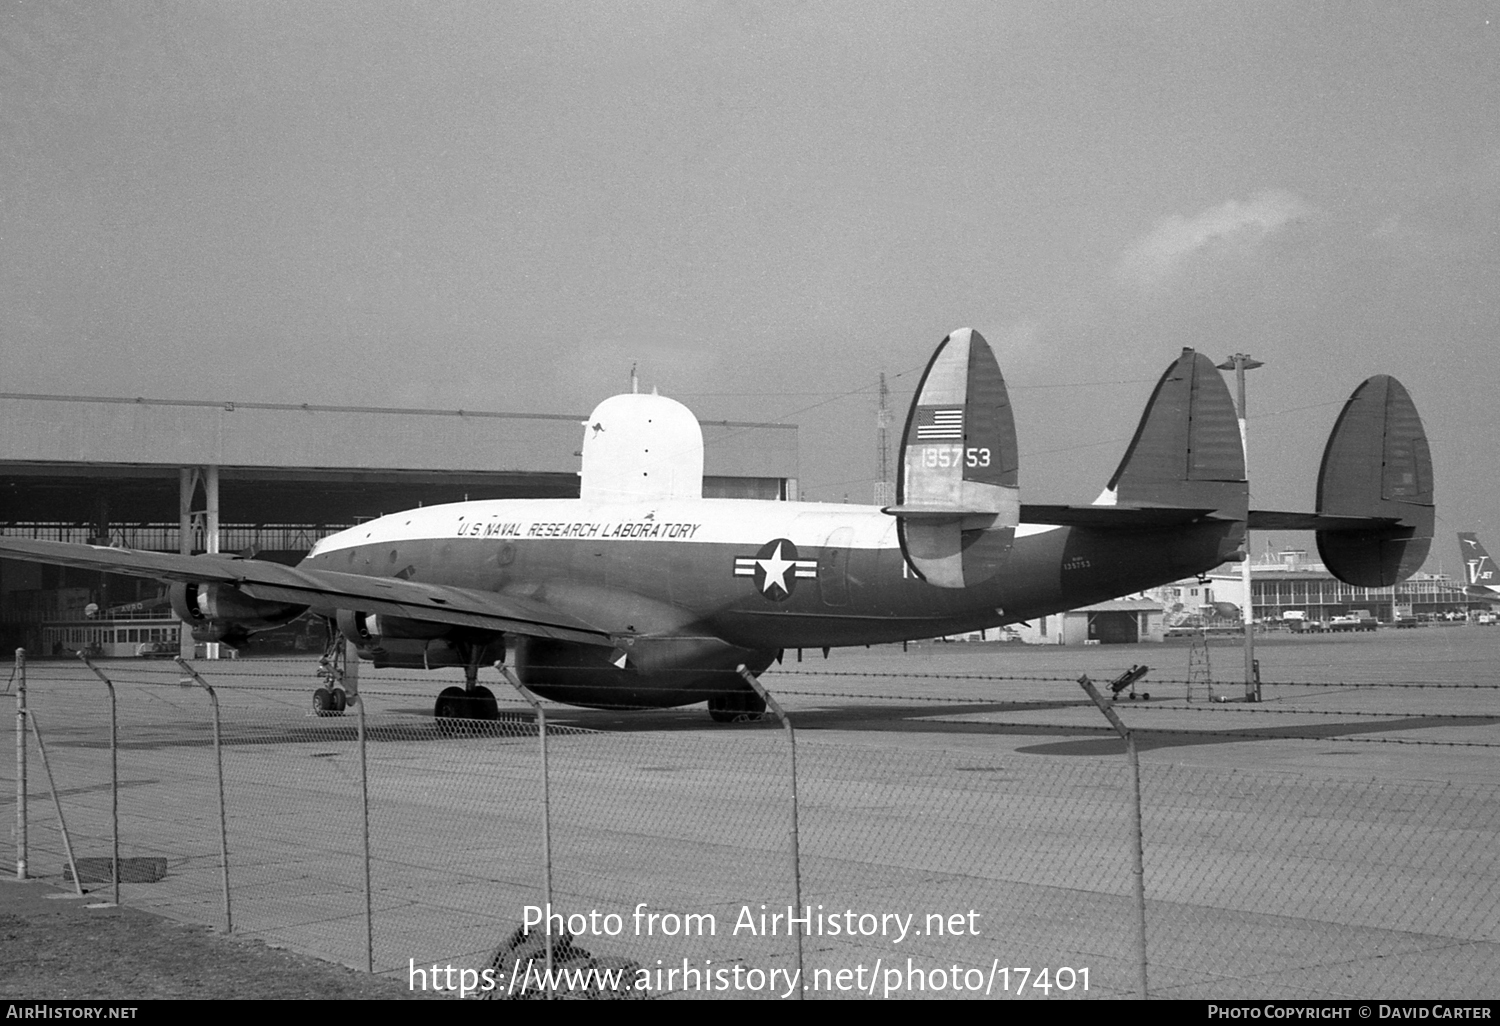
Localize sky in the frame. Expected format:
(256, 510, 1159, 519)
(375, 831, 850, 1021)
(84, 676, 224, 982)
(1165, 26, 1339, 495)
(3, 1, 1497, 573)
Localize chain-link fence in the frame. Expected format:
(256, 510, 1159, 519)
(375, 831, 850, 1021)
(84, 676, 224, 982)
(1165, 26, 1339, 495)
(4, 640, 1498, 1000)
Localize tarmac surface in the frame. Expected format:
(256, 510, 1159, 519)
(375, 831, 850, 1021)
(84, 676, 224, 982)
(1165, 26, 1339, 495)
(2, 625, 1497, 1000)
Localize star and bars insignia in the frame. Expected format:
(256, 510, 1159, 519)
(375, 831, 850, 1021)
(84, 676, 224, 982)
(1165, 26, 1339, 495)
(734, 538, 818, 601)
(915, 406, 964, 440)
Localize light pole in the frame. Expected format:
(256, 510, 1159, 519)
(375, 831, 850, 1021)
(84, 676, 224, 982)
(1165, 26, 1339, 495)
(1217, 354, 1264, 702)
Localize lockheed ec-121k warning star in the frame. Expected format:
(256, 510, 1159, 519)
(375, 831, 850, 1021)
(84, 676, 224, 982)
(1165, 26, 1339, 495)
(0, 329, 1434, 721)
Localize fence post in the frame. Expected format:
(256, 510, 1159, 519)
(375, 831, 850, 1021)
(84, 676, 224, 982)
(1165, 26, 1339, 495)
(79, 655, 121, 906)
(355, 690, 373, 973)
(25, 711, 83, 896)
(1077, 674, 1149, 1000)
(739, 666, 805, 1000)
(499, 665, 554, 1000)
(15, 648, 26, 880)
(175, 658, 232, 933)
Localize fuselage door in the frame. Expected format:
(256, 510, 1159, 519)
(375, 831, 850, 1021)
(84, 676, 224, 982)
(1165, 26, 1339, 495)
(818, 527, 853, 607)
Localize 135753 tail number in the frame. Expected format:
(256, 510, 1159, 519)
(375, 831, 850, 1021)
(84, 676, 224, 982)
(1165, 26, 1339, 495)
(920, 446, 990, 469)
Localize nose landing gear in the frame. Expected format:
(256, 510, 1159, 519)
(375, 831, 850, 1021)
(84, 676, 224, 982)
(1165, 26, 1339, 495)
(312, 685, 347, 716)
(313, 625, 350, 716)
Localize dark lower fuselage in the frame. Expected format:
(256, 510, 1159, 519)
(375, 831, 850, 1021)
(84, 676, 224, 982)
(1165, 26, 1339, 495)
(301, 498, 1242, 708)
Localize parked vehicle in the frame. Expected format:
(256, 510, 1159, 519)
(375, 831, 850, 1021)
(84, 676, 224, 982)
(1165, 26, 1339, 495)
(1328, 610, 1379, 632)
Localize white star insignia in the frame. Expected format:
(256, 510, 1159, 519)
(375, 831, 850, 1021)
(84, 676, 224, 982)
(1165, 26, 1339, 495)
(757, 541, 795, 595)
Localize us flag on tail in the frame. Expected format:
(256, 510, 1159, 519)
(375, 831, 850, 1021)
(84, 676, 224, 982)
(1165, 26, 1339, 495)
(915, 407, 964, 440)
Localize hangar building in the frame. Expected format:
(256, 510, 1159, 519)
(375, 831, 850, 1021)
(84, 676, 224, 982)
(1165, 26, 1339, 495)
(1152, 548, 1482, 626)
(0, 391, 799, 653)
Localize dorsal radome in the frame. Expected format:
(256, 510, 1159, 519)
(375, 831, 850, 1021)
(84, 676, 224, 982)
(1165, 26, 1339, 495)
(579, 393, 704, 502)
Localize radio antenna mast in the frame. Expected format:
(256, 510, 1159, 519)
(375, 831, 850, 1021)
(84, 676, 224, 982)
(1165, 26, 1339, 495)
(875, 371, 892, 506)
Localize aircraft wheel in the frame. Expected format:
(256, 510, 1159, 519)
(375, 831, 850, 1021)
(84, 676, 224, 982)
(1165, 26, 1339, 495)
(434, 686, 468, 721)
(469, 685, 500, 721)
(708, 689, 767, 724)
(737, 690, 768, 722)
(312, 687, 343, 717)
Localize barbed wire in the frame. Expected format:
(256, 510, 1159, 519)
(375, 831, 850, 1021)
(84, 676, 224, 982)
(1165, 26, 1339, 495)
(1123, 704, 1500, 722)
(767, 669, 1500, 689)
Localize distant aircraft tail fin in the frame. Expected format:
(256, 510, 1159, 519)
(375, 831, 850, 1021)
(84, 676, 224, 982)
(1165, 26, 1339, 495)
(1314, 376, 1433, 586)
(1457, 533, 1495, 590)
(1102, 348, 1249, 523)
(888, 328, 1019, 588)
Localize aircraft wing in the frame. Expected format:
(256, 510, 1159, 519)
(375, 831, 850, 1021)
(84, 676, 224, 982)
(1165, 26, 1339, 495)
(0, 538, 611, 647)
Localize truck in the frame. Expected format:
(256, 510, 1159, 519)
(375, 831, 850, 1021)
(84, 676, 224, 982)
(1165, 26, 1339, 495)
(1328, 610, 1379, 632)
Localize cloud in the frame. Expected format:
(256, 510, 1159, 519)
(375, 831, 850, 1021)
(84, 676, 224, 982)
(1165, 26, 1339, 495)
(1115, 190, 1316, 293)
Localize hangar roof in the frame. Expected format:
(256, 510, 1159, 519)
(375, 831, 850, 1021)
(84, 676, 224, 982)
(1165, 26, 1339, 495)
(0, 392, 795, 476)
(0, 392, 798, 525)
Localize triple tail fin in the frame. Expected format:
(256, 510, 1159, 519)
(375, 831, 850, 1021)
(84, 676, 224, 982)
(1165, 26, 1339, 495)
(1313, 376, 1433, 585)
(887, 328, 1019, 588)
(1018, 348, 1247, 531)
(1101, 348, 1248, 519)
(1249, 375, 1433, 586)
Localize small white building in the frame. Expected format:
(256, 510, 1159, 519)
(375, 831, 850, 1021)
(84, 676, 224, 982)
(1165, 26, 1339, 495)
(1011, 597, 1165, 645)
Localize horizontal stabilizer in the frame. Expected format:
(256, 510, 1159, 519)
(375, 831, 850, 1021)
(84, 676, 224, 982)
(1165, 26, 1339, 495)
(1314, 375, 1433, 586)
(884, 504, 1009, 520)
(893, 328, 1020, 588)
(1247, 511, 1399, 532)
(1021, 504, 1218, 528)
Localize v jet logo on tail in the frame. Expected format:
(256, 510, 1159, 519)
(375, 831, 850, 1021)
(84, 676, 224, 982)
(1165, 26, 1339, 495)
(734, 539, 818, 601)
(1458, 533, 1497, 588)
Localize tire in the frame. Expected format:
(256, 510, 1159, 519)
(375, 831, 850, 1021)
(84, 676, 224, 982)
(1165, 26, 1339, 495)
(434, 686, 468, 720)
(312, 687, 340, 717)
(469, 685, 500, 721)
(740, 690, 767, 721)
(707, 689, 768, 724)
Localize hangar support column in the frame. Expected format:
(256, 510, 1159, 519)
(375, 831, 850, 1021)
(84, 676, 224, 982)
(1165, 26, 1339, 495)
(178, 466, 222, 659)
(179, 469, 194, 658)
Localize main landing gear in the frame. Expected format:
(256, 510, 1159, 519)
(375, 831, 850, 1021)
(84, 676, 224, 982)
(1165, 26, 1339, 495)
(434, 656, 501, 722)
(707, 688, 768, 724)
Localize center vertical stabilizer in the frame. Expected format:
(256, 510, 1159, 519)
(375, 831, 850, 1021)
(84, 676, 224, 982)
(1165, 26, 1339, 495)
(1106, 348, 1247, 519)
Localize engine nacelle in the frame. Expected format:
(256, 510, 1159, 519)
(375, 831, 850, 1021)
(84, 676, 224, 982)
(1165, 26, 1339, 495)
(169, 582, 308, 648)
(335, 610, 505, 669)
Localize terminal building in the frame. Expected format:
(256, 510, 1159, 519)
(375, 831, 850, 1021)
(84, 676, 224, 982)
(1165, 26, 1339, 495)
(1150, 547, 1485, 627)
(0, 391, 799, 654)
